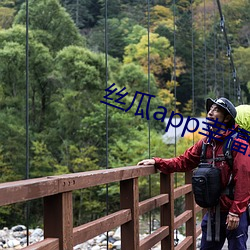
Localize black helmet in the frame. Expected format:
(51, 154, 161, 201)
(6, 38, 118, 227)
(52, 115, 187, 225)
(206, 97, 237, 120)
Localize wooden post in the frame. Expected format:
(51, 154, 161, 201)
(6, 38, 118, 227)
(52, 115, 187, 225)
(120, 178, 139, 250)
(44, 192, 73, 250)
(161, 173, 174, 250)
(185, 171, 196, 250)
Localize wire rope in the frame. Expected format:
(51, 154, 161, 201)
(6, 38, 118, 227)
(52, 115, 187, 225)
(25, 0, 30, 245)
(76, 0, 79, 27)
(215, 0, 242, 104)
(191, 0, 195, 144)
(172, 0, 179, 245)
(104, 0, 109, 248)
(228, 64, 231, 100)
(147, 0, 152, 234)
(203, 0, 207, 98)
(173, 1, 177, 157)
(213, 0, 217, 96)
(218, 22, 225, 96)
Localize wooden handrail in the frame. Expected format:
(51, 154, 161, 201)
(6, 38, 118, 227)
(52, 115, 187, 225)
(0, 165, 203, 250)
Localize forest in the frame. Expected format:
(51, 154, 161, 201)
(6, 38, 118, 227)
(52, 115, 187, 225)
(0, 0, 249, 228)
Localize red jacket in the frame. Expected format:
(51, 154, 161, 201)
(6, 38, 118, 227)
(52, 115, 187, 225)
(154, 124, 250, 216)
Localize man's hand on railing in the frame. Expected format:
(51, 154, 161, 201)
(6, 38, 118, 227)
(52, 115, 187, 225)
(137, 159, 155, 166)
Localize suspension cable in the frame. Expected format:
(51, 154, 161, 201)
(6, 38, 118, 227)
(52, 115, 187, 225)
(218, 27, 225, 96)
(216, 0, 242, 104)
(104, 0, 109, 248)
(173, 0, 177, 157)
(191, 0, 195, 144)
(204, 0, 207, 97)
(25, 0, 30, 245)
(213, 0, 217, 95)
(172, 0, 179, 245)
(147, 0, 152, 234)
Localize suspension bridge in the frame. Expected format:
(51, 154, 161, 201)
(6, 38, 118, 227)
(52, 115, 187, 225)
(0, 0, 249, 249)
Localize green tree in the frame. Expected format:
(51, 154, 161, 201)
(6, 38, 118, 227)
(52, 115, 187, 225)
(234, 46, 250, 102)
(14, 0, 84, 52)
(61, 0, 101, 28)
(87, 17, 137, 60)
(0, 6, 15, 29)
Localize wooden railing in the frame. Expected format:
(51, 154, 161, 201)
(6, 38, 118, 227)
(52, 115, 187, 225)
(0, 165, 203, 250)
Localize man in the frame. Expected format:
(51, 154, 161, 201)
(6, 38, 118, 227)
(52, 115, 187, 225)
(138, 97, 250, 250)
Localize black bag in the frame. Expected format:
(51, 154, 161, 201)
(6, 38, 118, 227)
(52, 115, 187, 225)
(192, 134, 237, 208)
(192, 162, 221, 208)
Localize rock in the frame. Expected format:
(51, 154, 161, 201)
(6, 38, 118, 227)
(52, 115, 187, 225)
(30, 228, 43, 238)
(108, 236, 116, 243)
(11, 226, 26, 232)
(0, 224, 188, 249)
(73, 243, 87, 249)
(100, 240, 108, 246)
(113, 227, 120, 240)
(95, 234, 106, 243)
(14, 245, 23, 249)
(0, 230, 7, 238)
(113, 240, 121, 249)
(87, 238, 94, 245)
(7, 239, 20, 247)
(91, 245, 101, 250)
(107, 231, 114, 237)
(20, 237, 27, 245)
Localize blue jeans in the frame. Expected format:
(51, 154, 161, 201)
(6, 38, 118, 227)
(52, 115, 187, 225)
(200, 211, 249, 250)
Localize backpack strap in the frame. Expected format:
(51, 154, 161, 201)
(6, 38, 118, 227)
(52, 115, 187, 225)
(223, 132, 238, 170)
(200, 142, 208, 163)
(223, 132, 238, 200)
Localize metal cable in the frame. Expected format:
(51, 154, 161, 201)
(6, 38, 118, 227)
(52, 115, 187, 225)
(25, 0, 30, 245)
(173, 0, 179, 245)
(213, 0, 217, 95)
(191, 0, 195, 144)
(173, 0, 177, 157)
(204, 0, 207, 97)
(216, 0, 242, 104)
(147, 0, 152, 234)
(104, 0, 109, 247)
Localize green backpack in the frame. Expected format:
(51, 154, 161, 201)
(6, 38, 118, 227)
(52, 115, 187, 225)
(235, 105, 250, 132)
(235, 105, 250, 222)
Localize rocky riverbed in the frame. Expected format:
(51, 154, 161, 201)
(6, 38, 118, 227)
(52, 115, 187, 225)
(0, 225, 188, 249)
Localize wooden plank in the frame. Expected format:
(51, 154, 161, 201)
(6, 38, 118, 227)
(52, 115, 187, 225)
(44, 192, 73, 250)
(174, 210, 192, 229)
(185, 171, 196, 250)
(140, 226, 169, 250)
(161, 173, 174, 250)
(120, 178, 140, 250)
(73, 209, 131, 245)
(0, 165, 156, 206)
(196, 226, 202, 237)
(174, 184, 192, 199)
(0, 177, 59, 206)
(195, 204, 203, 213)
(139, 194, 169, 215)
(58, 165, 156, 192)
(175, 236, 193, 250)
(22, 238, 59, 250)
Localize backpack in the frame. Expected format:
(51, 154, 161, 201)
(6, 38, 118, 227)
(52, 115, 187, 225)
(235, 105, 250, 132)
(191, 135, 237, 242)
(192, 134, 237, 208)
(192, 160, 221, 208)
